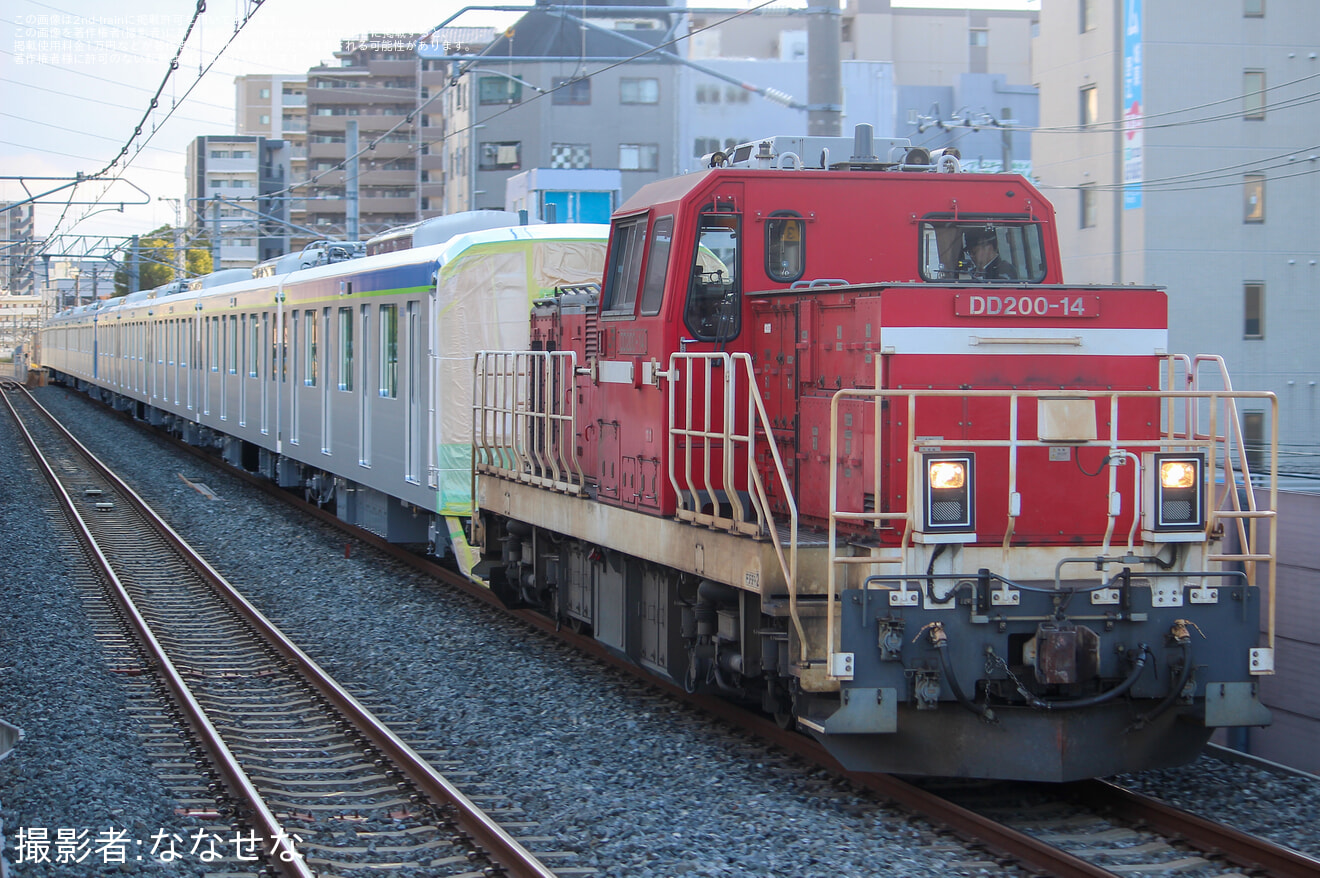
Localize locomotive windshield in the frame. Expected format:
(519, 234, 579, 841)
(919, 219, 1047, 284)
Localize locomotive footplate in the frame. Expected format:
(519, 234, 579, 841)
(800, 582, 1271, 782)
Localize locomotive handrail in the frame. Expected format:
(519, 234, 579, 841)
(471, 351, 583, 500)
(666, 352, 804, 659)
(821, 385, 1279, 676)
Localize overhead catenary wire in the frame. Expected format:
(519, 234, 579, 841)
(47, 1, 269, 246)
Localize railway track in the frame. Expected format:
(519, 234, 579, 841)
(1, 380, 570, 878)
(21, 381, 1320, 878)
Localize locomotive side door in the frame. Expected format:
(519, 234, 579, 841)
(668, 188, 750, 523)
(595, 209, 676, 512)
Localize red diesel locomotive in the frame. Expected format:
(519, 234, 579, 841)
(469, 126, 1277, 781)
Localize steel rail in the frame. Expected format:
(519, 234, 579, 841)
(1069, 778, 1320, 878)
(1, 383, 313, 878)
(54, 384, 1314, 878)
(6, 383, 559, 878)
(78, 387, 1117, 877)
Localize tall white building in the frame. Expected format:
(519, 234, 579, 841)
(1032, 0, 1320, 476)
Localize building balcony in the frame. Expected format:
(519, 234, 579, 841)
(359, 196, 417, 214)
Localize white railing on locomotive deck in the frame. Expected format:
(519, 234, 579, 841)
(665, 352, 803, 658)
(471, 351, 583, 496)
(817, 375, 1279, 675)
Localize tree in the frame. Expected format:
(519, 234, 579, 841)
(112, 225, 213, 296)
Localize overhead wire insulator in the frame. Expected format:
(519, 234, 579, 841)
(761, 87, 795, 108)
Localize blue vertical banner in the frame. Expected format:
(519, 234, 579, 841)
(1123, 0, 1144, 209)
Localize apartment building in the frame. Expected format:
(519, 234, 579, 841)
(304, 35, 425, 239)
(235, 73, 309, 243)
(0, 201, 36, 297)
(1033, 0, 1320, 475)
(186, 135, 293, 268)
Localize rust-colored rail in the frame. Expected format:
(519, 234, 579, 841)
(5, 383, 557, 878)
(1069, 778, 1320, 878)
(48, 382, 1318, 878)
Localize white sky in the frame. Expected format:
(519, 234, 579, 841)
(0, 0, 1040, 245)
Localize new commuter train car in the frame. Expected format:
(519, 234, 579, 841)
(42, 223, 607, 544)
(43, 128, 1279, 781)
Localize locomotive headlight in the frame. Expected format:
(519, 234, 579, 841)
(1160, 459, 1197, 490)
(1143, 452, 1206, 539)
(929, 460, 966, 490)
(920, 453, 975, 537)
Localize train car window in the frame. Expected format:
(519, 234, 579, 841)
(229, 315, 239, 374)
(639, 215, 674, 316)
(603, 216, 647, 316)
(380, 304, 398, 398)
(305, 311, 317, 387)
(250, 316, 261, 378)
(683, 212, 741, 342)
(338, 306, 354, 391)
(405, 301, 421, 483)
(918, 219, 1047, 283)
(765, 212, 805, 283)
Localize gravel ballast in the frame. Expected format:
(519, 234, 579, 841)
(7, 383, 1320, 875)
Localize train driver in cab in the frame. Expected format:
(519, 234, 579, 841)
(964, 227, 1018, 281)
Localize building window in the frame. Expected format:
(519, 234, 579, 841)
(260, 114, 270, 125)
(1244, 283, 1264, 338)
(1244, 174, 1265, 223)
(260, 87, 271, 99)
(479, 141, 521, 170)
(1080, 85, 1099, 127)
(695, 83, 721, 104)
(552, 77, 591, 105)
(724, 86, 750, 104)
(1242, 410, 1265, 473)
(479, 75, 522, 104)
(1080, 185, 1098, 228)
(1244, 70, 1266, 119)
(209, 149, 230, 159)
(551, 143, 592, 169)
(1245, 0, 1264, 17)
(620, 78, 660, 104)
(1081, 0, 1098, 31)
(620, 143, 659, 172)
(969, 28, 988, 47)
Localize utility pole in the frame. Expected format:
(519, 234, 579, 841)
(211, 197, 222, 271)
(807, 0, 842, 136)
(158, 196, 184, 280)
(128, 235, 140, 294)
(346, 120, 360, 242)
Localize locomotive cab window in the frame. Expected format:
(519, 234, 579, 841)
(684, 212, 741, 341)
(765, 212, 804, 284)
(919, 219, 1047, 284)
(602, 215, 647, 317)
